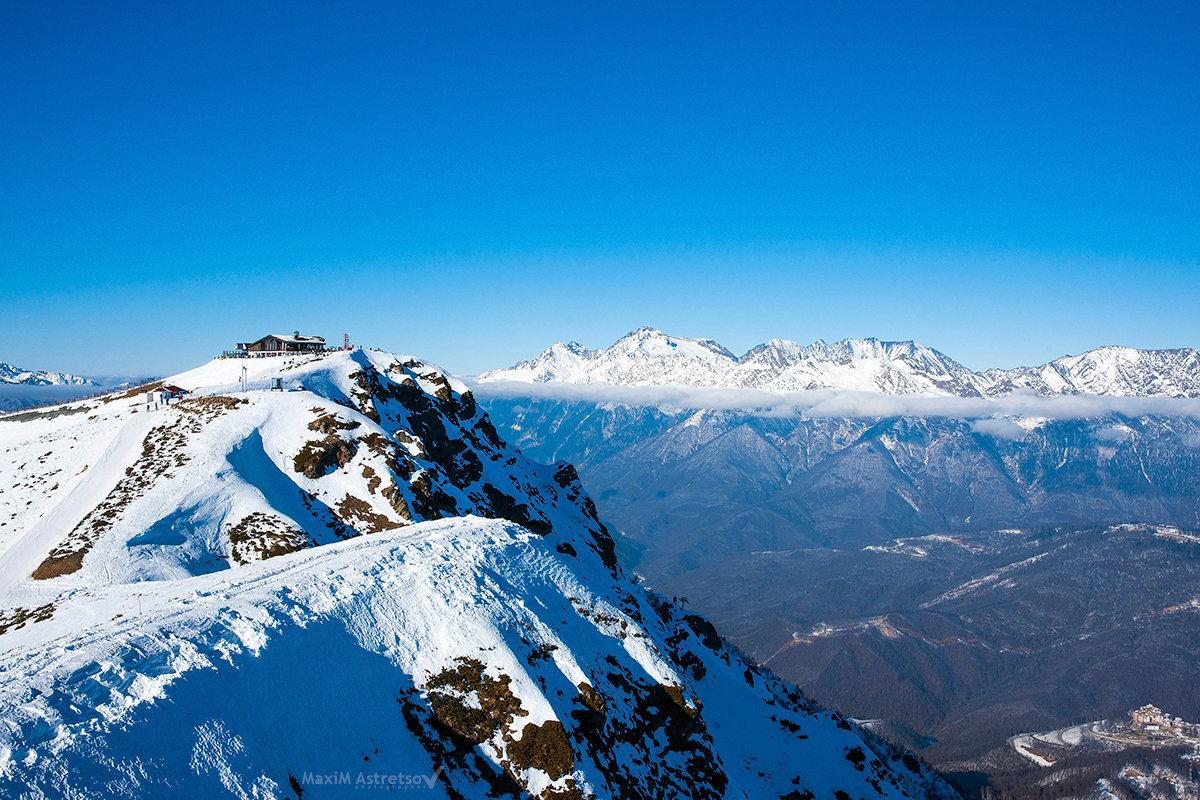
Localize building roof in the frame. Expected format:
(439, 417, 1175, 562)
(266, 334, 325, 344)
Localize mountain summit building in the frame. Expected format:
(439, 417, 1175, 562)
(237, 332, 326, 355)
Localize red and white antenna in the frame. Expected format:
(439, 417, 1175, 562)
(343, 333, 350, 350)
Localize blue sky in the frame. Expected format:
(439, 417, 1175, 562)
(2, 1, 1198, 376)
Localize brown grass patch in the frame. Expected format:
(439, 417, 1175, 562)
(507, 720, 574, 780)
(0, 602, 56, 635)
(293, 435, 357, 479)
(335, 494, 404, 533)
(101, 380, 164, 403)
(307, 413, 361, 435)
(31, 550, 86, 579)
(425, 657, 527, 745)
(226, 512, 314, 564)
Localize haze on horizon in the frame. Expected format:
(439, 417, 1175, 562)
(2, 2, 1198, 377)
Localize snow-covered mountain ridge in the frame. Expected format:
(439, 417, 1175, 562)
(478, 327, 1200, 398)
(0, 349, 952, 799)
(0, 361, 93, 386)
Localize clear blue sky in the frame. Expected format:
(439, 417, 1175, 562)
(2, 1, 1198, 376)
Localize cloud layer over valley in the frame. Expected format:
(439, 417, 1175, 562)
(472, 379, 1200, 429)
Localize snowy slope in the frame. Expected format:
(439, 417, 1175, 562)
(486, 341, 599, 383)
(0, 349, 953, 799)
(731, 338, 988, 396)
(0, 362, 93, 386)
(980, 345, 1200, 398)
(479, 328, 1200, 398)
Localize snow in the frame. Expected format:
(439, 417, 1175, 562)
(2, 516, 923, 793)
(1060, 726, 1084, 746)
(919, 548, 1060, 609)
(0, 395, 138, 559)
(0, 410, 157, 597)
(0, 517, 949, 797)
(1010, 734, 1056, 767)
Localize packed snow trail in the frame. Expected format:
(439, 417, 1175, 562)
(0, 409, 155, 602)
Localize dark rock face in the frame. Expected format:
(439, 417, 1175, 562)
(333, 355, 621, 573)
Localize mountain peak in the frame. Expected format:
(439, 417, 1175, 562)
(480, 328, 737, 387)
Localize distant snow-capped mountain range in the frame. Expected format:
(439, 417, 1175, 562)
(478, 326, 1200, 398)
(0, 361, 93, 387)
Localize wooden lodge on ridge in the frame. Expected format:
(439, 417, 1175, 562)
(234, 332, 326, 356)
